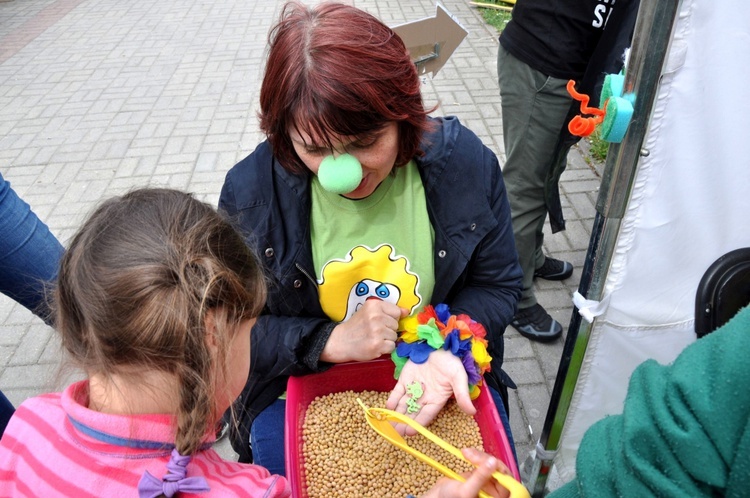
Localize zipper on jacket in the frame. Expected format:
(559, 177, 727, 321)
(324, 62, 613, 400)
(295, 263, 319, 293)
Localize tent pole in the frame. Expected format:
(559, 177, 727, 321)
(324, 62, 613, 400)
(520, 0, 681, 495)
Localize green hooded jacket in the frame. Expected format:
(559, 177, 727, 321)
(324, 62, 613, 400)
(550, 304, 750, 497)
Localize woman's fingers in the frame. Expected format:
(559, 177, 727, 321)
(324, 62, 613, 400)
(450, 376, 477, 416)
(386, 379, 406, 410)
(407, 400, 444, 435)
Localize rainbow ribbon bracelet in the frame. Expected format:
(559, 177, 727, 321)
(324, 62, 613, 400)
(391, 304, 492, 399)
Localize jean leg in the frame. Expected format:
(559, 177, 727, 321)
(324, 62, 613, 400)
(0, 391, 14, 436)
(250, 398, 287, 476)
(0, 172, 64, 323)
(489, 386, 518, 467)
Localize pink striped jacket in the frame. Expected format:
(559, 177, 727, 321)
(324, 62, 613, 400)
(0, 381, 290, 497)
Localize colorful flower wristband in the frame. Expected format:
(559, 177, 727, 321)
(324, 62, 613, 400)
(390, 303, 492, 399)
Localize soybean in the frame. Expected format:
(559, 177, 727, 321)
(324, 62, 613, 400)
(301, 390, 484, 497)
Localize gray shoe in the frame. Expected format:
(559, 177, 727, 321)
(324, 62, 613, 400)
(534, 257, 573, 281)
(510, 304, 562, 342)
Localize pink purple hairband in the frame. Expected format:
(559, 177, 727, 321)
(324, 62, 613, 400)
(138, 448, 210, 498)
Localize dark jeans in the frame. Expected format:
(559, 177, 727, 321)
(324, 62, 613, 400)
(0, 171, 64, 322)
(0, 391, 14, 436)
(0, 172, 64, 436)
(250, 385, 518, 477)
(250, 398, 287, 476)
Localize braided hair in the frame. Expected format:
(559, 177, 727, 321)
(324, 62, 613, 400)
(55, 188, 265, 456)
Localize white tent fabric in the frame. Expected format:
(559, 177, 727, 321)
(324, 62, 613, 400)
(552, 0, 750, 483)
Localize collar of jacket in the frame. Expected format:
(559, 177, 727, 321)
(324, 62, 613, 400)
(261, 116, 498, 307)
(415, 116, 499, 303)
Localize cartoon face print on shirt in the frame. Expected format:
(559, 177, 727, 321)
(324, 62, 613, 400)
(318, 244, 421, 322)
(348, 279, 401, 315)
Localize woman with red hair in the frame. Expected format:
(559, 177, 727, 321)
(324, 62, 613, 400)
(220, 1, 522, 479)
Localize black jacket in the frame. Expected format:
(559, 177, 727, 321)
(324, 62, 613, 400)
(219, 116, 523, 461)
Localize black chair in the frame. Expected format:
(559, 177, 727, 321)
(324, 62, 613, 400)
(695, 247, 750, 338)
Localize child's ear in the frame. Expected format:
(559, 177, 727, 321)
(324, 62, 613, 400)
(204, 308, 219, 349)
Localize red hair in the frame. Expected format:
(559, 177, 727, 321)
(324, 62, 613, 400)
(259, 1, 434, 174)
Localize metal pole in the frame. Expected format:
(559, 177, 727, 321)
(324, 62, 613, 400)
(521, 0, 681, 495)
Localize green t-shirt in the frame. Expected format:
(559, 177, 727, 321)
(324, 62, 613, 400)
(311, 161, 435, 322)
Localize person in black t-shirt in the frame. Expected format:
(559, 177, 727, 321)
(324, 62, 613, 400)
(497, 0, 639, 342)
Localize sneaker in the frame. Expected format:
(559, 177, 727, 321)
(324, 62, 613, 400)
(534, 257, 573, 281)
(511, 303, 563, 342)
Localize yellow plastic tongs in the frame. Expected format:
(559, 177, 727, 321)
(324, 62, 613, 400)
(357, 399, 530, 498)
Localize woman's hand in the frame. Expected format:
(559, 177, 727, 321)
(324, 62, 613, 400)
(421, 448, 512, 498)
(386, 349, 476, 435)
(320, 300, 408, 363)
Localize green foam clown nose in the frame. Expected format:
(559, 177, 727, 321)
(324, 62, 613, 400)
(318, 153, 363, 195)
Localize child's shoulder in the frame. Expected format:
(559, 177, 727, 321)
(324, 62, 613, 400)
(20, 391, 63, 405)
(5, 393, 64, 434)
(194, 449, 291, 496)
(0, 391, 66, 473)
(13, 391, 64, 418)
(4, 386, 78, 445)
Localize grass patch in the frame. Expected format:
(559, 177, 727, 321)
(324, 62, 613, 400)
(588, 128, 609, 162)
(475, 2, 513, 33)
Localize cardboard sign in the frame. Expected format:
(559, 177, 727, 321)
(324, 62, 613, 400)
(392, 4, 469, 77)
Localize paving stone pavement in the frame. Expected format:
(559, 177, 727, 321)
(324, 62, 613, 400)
(0, 0, 601, 474)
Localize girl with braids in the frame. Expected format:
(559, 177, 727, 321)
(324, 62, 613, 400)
(0, 187, 507, 497)
(0, 188, 290, 497)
